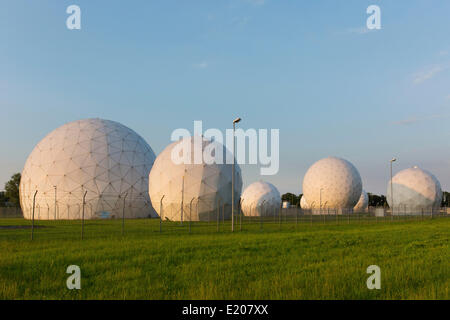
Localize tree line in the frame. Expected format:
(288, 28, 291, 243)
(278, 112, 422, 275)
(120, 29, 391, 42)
(0, 173, 21, 207)
(281, 191, 449, 208)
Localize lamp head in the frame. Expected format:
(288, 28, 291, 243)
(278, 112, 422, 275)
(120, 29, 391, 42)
(233, 117, 241, 124)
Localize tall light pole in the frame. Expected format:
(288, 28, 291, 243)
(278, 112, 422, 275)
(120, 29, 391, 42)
(390, 158, 397, 219)
(232, 117, 241, 232)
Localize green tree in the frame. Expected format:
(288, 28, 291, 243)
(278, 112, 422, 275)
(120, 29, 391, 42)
(367, 193, 387, 207)
(5, 173, 21, 207)
(281, 193, 301, 206)
(0, 191, 7, 207)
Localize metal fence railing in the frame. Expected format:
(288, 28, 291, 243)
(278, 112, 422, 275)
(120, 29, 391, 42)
(0, 202, 448, 241)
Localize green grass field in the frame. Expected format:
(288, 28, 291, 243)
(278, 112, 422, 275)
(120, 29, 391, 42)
(0, 217, 448, 299)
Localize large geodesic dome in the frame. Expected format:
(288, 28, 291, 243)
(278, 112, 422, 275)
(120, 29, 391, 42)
(387, 166, 442, 215)
(241, 181, 281, 217)
(354, 190, 369, 212)
(302, 157, 362, 213)
(148, 136, 242, 221)
(19, 118, 157, 220)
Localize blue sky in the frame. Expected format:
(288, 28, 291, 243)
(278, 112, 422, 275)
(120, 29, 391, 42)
(1, 0, 449, 195)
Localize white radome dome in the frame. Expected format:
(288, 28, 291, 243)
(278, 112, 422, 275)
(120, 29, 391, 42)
(387, 166, 442, 214)
(149, 136, 242, 221)
(354, 190, 369, 212)
(300, 196, 309, 209)
(302, 157, 362, 210)
(19, 118, 156, 220)
(241, 181, 281, 217)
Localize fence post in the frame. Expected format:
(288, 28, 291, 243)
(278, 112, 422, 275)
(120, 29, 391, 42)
(280, 203, 282, 229)
(239, 200, 242, 232)
(81, 191, 87, 240)
(31, 190, 38, 241)
(122, 193, 128, 236)
(159, 195, 165, 233)
(189, 198, 195, 234)
(217, 199, 220, 232)
(260, 201, 265, 231)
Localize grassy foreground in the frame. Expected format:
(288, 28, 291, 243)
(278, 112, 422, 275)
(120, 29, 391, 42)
(0, 217, 448, 299)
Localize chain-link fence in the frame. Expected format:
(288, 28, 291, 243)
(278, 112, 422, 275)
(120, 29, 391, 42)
(0, 194, 448, 241)
(0, 207, 23, 218)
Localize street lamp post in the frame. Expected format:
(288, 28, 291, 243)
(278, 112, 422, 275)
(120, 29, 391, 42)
(232, 117, 241, 232)
(390, 158, 397, 220)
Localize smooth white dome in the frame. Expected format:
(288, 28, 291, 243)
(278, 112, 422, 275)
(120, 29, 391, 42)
(241, 181, 281, 217)
(300, 196, 309, 209)
(19, 118, 156, 219)
(149, 136, 242, 221)
(387, 166, 442, 214)
(354, 190, 369, 212)
(302, 157, 362, 210)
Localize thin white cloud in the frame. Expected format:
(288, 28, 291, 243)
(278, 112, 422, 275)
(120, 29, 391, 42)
(336, 27, 376, 36)
(231, 16, 251, 26)
(412, 64, 447, 84)
(246, 0, 266, 6)
(392, 114, 449, 126)
(193, 61, 209, 69)
(346, 27, 371, 34)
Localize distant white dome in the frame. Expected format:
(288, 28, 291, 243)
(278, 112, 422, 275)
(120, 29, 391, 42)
(300, 196, 309, 209)
(302, 157, 362, 210)
(149, 136, 242, 221)
(19, 118, 156, 220)
(387, 166, 442, 214)
(354, 190, 369, 212)
(241, 181, 281, 217)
